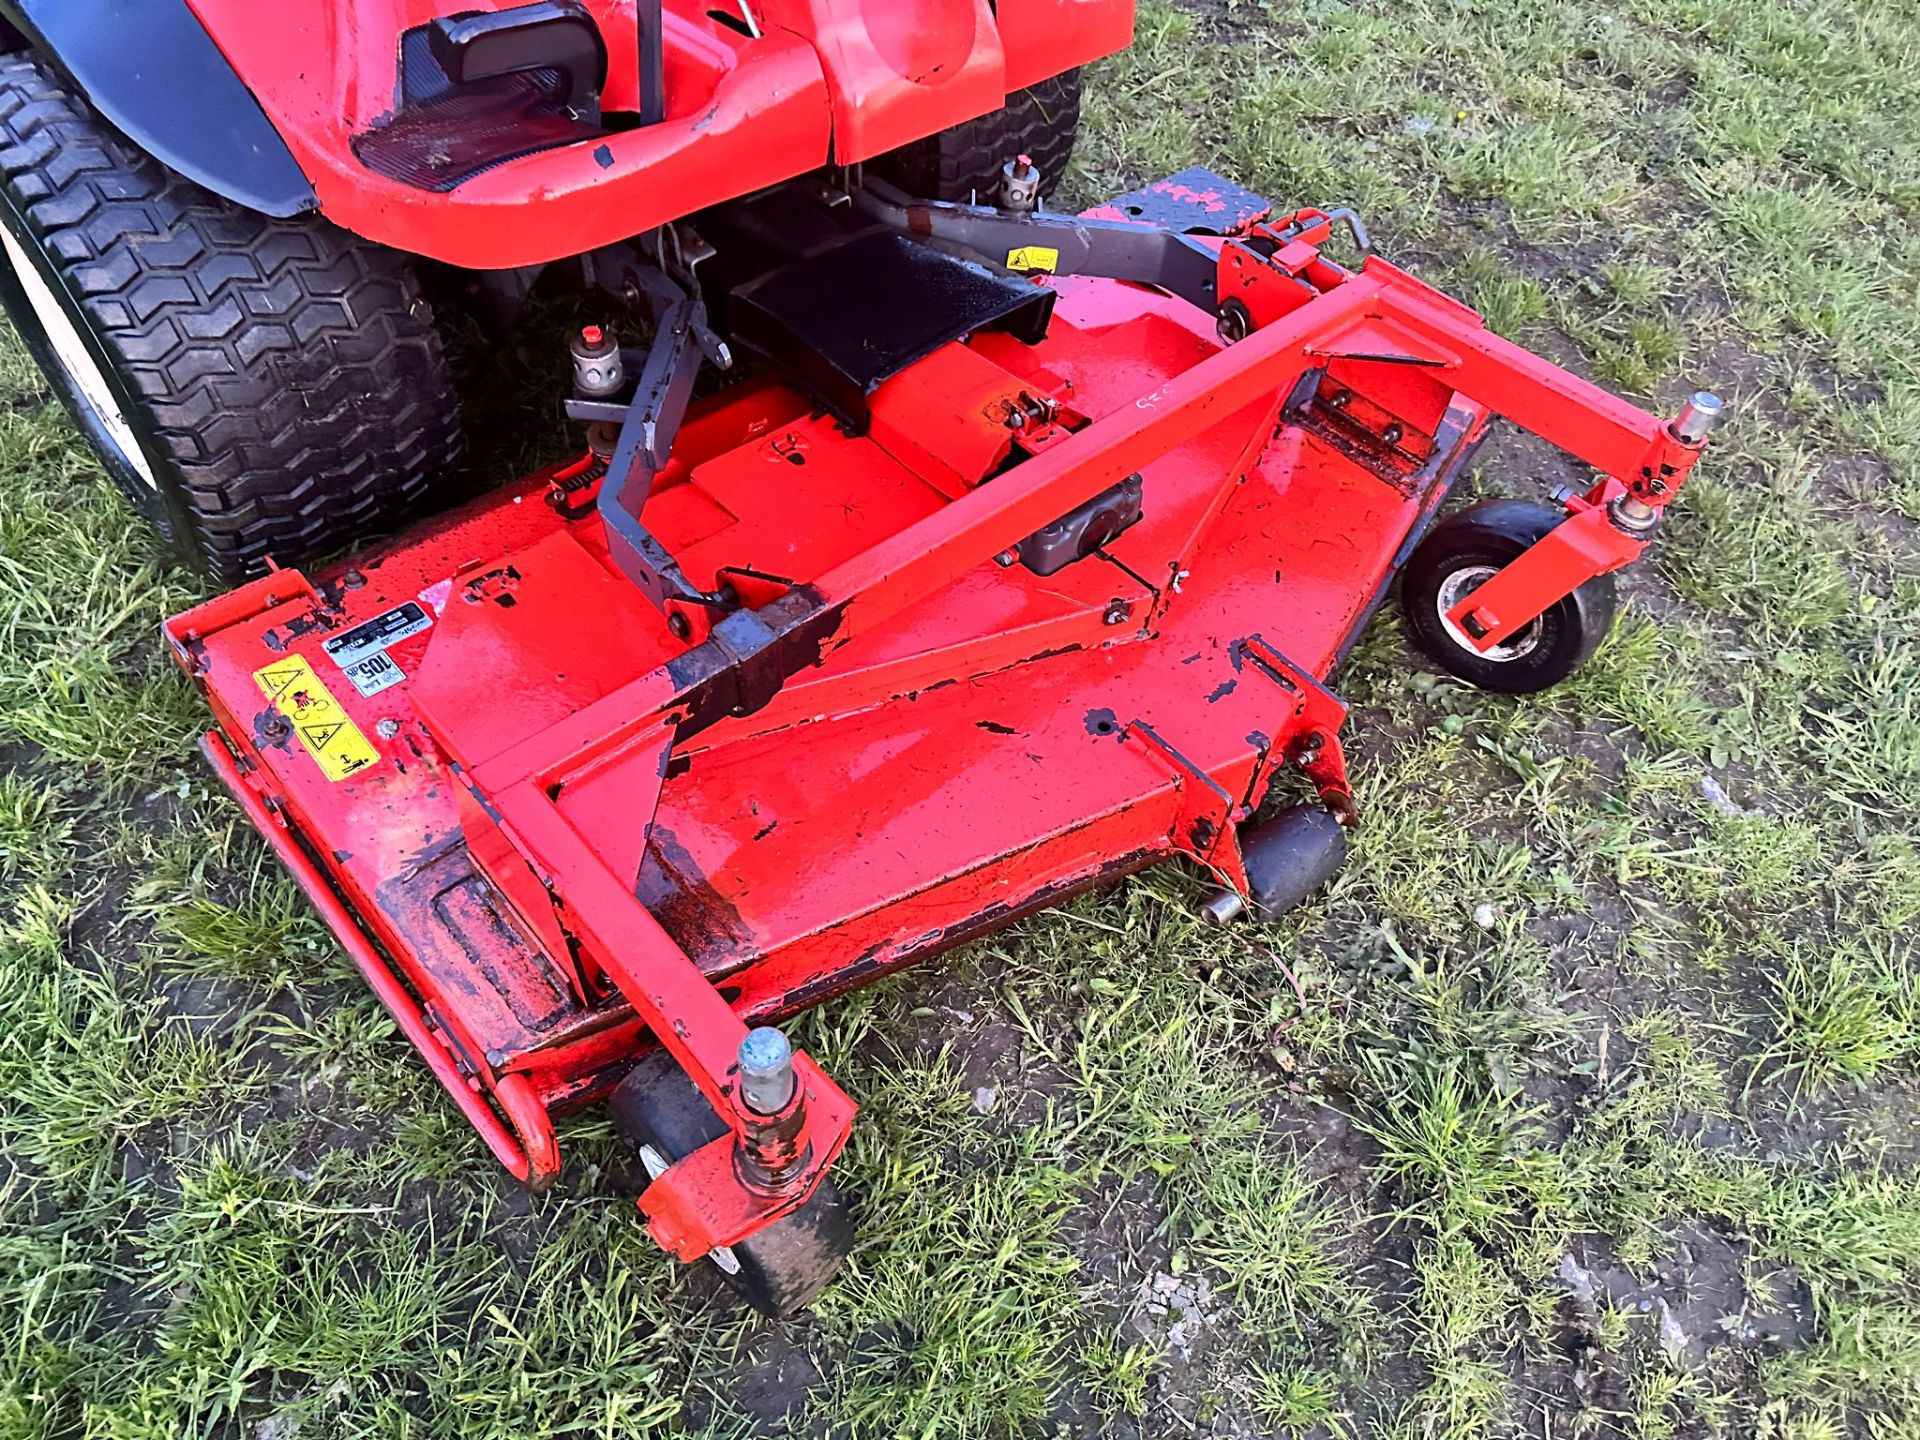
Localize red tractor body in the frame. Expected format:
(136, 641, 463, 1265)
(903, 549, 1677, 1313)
(181, 0, 1129, 264)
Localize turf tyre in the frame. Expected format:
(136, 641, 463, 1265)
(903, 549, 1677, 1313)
(871, 70, 1082, 203)
(0, 53, 461, 582)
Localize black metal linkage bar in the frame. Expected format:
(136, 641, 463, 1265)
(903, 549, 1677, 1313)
(855, 180, 1222, 312)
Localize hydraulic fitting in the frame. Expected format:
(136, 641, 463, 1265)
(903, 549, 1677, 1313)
(571, 324, 625, 397)
(1000, 154, 1041, 211)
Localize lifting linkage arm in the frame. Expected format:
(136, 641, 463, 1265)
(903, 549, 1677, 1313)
(854, 187, 1717, 651)
(1338, 273, 1719, 648)
(860, 184, 1711, 497)
(578, 239, 740, 613)
(480, 199, 1710, 1261)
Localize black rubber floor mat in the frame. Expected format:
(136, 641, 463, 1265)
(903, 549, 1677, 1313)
(353, 70, 604, 193)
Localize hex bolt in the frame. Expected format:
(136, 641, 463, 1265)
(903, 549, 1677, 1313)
(738, 1026, 797, 1115)
(376, 718, 401, 740)
(1103, 600, 1131, 625)
(1671, 390, 1724, 444)
(667, 612, 692, 642)
(1020, 393, 1057, 425)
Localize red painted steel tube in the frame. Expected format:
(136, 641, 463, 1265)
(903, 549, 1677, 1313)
(199, 733, 553, 1184)
(495, 1073, 564, 1183)
(1366, 264, 1705, 489)
(471, 273, 1388, 795)
(481, 760, 858, 1247)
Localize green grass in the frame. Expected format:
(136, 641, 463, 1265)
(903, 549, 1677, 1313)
(5, 0, 1920, 1433)
(1757, 938, 1918, 1091)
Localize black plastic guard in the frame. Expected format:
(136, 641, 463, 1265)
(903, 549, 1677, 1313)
(728, 227, 1054, 431)
(1, 0, 315, 217)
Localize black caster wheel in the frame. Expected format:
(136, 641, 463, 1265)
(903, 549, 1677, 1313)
(1203, 803, 1348, 924)
(1399, 499, 1618, 694)
(611, 1050, 854, 1319)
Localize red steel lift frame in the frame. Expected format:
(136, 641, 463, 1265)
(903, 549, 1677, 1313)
(166, 180, 1707, 1264)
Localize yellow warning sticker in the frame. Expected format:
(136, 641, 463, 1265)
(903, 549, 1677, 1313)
(253, 653, 381, 782)
(1006, 245, 1060, 274)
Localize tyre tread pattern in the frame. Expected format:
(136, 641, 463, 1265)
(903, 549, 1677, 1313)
(0, 55, 462, 579)
(873, 70, 1082, 203)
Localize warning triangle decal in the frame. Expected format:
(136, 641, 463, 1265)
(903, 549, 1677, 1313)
(301, 721, 343, 751)
(256, 662, 307, 700)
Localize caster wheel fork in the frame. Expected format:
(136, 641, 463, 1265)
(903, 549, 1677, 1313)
(611, 1047, 855, 1319)
(1398, 499, 1619, 694)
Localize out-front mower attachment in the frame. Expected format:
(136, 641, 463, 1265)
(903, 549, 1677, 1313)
(165, 170, 1713, 1312)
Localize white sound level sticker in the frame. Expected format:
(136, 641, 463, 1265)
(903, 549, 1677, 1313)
(341, 650, 405, 698)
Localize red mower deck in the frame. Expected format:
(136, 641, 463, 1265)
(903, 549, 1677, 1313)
(166, 177, 1714, 1308)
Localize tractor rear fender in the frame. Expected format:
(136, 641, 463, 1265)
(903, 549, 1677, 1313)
(0, 0, 316, 217)
(996, 0, 1135, 92)
(0, 0, 1133, 265)
(747, 0, 1133, 163)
